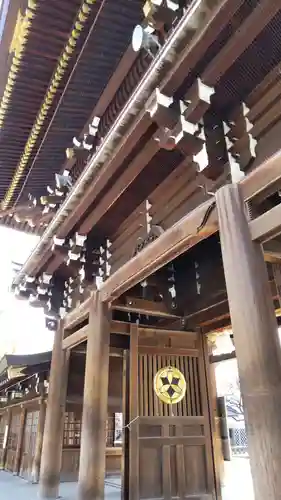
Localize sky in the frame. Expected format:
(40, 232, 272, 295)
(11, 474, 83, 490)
(0, 226, 54, 356)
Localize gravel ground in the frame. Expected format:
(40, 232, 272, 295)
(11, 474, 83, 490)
(0, 473, 121, 500)
(0, 458, 254, 500)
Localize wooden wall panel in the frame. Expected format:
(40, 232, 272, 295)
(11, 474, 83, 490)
(61, 449, 80, 482)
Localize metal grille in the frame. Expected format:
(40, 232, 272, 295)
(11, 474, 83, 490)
(230, 427, 248, 456)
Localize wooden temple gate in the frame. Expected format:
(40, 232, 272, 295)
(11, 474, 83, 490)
(3, 0, 281, 499)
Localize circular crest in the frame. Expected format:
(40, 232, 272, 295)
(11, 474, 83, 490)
(154, 366, 186, 405)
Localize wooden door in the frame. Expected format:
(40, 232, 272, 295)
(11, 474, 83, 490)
(126, 325, 220, 500)
(20, 410, 39, 479)
(0, 412, 7, 466)
(6, 411, 21, 472)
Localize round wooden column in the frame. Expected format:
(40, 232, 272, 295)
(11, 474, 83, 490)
(77, 293, 111, 500)
(31, 398, 46, 483)
(216, 184, 281, 499)
(39, 320, 68, 499)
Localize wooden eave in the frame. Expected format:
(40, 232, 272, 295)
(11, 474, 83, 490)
(20, 0, 281, 279)
(0, 0, 25, 96)
(0, 0, 83, 201)
(0, 0, 143, 234)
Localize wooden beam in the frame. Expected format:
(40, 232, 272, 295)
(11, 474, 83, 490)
(111, 320, 131, 335)
(62, 325, 88, 350)
(79, 138, 159, 234)
(210, 351, 236, 364)
(138, 326, 198, 341)
(138, 346, 199, 356)
(263, 240, 281, 262)
(62, 318, 198, 345)
(64, 295, 91, 331)
(100, 198, 218, 302)
(112, 297, 181, 319)
(240, 149, 281, 201)
(58, 113, 151, 240)
(249, 203, 281, 243)
(63, 320, 134, 347)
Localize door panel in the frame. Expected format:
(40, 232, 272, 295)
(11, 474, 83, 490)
(20, 410, 39, 479)
(6, 411, 21, 472)
(127, 325, 219, 500)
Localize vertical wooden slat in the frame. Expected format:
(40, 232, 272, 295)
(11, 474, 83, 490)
(157, 355, 164, 416)
(143, 354, 149, 417)
(163, 356, 168, 417)
(179, 356, 189, 416)
(184, 356, 192, 415)
(152, 355, 160, 416)
(139, 355, 144, 417)
(188, 357, 196, 416)
(171, 356, 178, 417)
(129, 324, 139, 500)
(148, 354, 154, 416)
(162, 424, 172, 500)
(193, 357, 201, 416)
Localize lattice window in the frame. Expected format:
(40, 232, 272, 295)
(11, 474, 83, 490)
(63, 412, 82, 448)
(106, 416, 115, 447)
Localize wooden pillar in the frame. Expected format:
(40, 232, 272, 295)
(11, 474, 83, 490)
(77, 292, 111, 500)
(30, 398, 47, 483)
(14, 407, 26, 475)
(129, 324, 139, 500)
(39, 320, 68, 499)
(216, 183, 281, 500)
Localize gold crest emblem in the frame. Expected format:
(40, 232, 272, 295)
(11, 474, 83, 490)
(154, 366, 186, 405)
